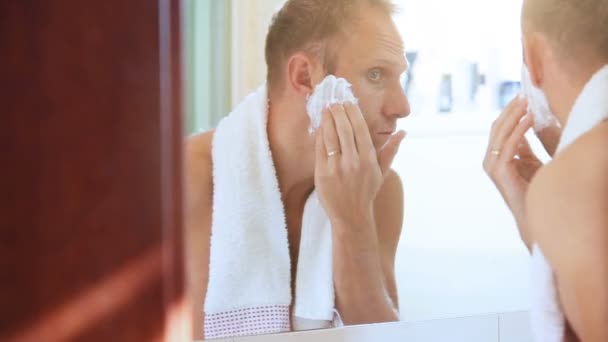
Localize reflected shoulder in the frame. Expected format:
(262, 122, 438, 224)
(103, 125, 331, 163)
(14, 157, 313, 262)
(185, 130, 215, 209)
(374, 168, 405, 238)
(379, 169, 404, 201)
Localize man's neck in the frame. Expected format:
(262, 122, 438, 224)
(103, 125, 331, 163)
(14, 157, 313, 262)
(267, 98, 316, 201)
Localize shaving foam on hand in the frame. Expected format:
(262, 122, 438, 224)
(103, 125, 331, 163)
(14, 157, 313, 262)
(520, 65, 560, 131)
(306, 75, 359, 134)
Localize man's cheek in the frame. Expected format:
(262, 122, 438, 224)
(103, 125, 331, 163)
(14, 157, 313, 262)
(359, 98, 381, 122)
(352, 87, 372, 110)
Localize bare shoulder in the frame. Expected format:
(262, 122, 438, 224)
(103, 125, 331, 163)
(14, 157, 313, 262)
(184, 129, 214, 259)
(373, 169, 404, 309)
(376, 169, 405, 209)
(184, 130, 215, 339)
(185, 130, 215, 209)
(374, 169, 405, 249)
(527, 123, 608, 259)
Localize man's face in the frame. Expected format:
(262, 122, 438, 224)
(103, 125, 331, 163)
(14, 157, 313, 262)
(332, 7, 411, 150)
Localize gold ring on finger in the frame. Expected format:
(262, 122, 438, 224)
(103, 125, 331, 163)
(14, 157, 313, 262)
(327, 150, 340, 158)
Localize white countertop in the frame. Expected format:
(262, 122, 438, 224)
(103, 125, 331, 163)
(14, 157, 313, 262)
(205, 311, 532, 342)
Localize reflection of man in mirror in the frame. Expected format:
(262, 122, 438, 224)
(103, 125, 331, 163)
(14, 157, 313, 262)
(186, 0, 410, 339)
(484, 0, 608, 341)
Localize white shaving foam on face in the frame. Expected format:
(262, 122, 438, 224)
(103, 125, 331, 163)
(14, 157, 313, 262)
(520, 65, 561, 131)
(306, 75, 359, 134)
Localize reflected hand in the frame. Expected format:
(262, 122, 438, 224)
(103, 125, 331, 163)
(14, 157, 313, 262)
(314, 103, 405, 226)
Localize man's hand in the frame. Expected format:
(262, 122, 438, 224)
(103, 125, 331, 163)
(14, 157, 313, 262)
(483, 97, 541, 250)
(314, 102, 405, 227)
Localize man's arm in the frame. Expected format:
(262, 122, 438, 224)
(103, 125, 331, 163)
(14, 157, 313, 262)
(313, 103, 405, 325)
(184, 132, 214, 340)
(527, 136, 608, 342)
(332, 171, 403, 324)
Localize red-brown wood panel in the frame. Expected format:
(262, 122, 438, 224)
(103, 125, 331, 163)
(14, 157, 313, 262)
(0, 0, 186, 341)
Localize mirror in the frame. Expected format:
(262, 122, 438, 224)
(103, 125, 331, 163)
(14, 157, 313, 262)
(183, 0, 549, 340)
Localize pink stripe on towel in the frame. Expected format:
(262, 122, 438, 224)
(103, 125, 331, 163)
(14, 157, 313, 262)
(204, 305, 291, 339)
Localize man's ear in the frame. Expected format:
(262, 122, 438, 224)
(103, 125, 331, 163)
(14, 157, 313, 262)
(523, 32, 548, 88)
(286, 52, 320, 96)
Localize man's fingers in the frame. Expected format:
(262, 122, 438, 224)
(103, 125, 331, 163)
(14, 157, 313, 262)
(378, 130, 406, 176)
(328, 104, 356, 158)
(490, 96, 527, 139)
(343, 102, 374, 155)
(321, 109, 341, 158)
(488, 97, 528, 155)
(501, 114, 533, 163)
(517, 137, 534, 157)
(517, 137, 539, 161)
(315, 126, 327, 170)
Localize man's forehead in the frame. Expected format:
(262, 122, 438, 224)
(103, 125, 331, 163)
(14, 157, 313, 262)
(332, 7, 408, 71)
(340, 25, 407, 69)
(375, 31, 405, 57)
(354, 13, 404, 53)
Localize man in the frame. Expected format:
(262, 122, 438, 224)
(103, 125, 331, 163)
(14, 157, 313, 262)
(484, 0, 608, 340)
(186, 0, 410, 338)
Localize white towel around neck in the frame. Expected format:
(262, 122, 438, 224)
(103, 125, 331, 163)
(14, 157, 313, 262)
(204, 84, 335, 339)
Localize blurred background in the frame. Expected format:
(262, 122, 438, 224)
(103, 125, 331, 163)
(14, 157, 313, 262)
(183, 0, 549, 322)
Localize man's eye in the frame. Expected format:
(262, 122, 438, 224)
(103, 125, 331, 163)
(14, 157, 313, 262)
(368, 69, 382, 82)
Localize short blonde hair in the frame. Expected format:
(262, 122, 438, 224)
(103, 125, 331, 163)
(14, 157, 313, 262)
(522, 0, 608, 61)
(264, 0, 396, 93)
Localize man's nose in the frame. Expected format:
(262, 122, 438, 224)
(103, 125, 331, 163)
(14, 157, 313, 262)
(384, 84, 411, 119)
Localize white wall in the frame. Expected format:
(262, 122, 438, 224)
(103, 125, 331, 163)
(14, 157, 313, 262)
(230, 0, 286, 106)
